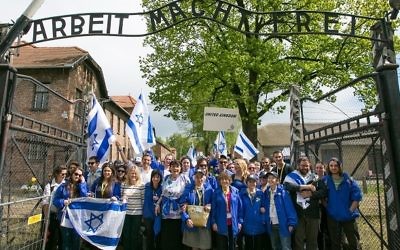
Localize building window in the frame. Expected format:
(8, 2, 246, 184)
(32, 84, 49, 110)
(28, 136, 47, 160)
(117, 118, 121, 134)
(74, 88, 84, 117)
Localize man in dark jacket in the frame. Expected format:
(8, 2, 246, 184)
(272, 150, 293, 183)
(284, 156, 327, 250)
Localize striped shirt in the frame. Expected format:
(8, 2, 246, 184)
(122, 184, 145, 215)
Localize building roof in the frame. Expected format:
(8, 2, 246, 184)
(11, 43, 88, 68)
(258, 123, 291, 146)
(258, 122, 371, 146)
(10, 43, 108, 98)
(111, 96, 136, 109)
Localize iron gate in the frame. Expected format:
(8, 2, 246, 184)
(300, 70, 400, 249)
(0, 72, 85, 249)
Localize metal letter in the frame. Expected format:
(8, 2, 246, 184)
(89, 13, 104, 34)
(71, 15, 85, 35)
(51, 17, 67, 38)
(324, 13, 339, 34)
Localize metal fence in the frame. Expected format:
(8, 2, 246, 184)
(0, 196, 47, 250)
(0, 73, 85, 249)
(301, 72, 396, 249)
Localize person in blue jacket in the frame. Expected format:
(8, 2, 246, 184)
(197, 157, 219, 190)
(53, 166, 87, 250)
(181, 169, 213, 250)
(322, 157, 362, 250)
(90, 162, 121, 200)
(211, 171, 242, 250)
(143, 169, 163, 250)
(264, 171, 297, 250)
(240, 174, 266, 250)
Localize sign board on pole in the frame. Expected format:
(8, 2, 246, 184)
(203, 107, 239, 132)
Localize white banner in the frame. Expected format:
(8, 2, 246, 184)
(203, 107, 239, 132)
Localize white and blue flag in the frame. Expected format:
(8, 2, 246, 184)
(126, 93, 156, 154)
(213, 131, 227, 156)
(87, 94, 116, 164)
(61, 197, 127, 250)
(234, 130, 259, 160)
(187, 143, 197, 166)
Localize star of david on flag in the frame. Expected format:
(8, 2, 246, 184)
(213, 131, 227, 156)
(87, 94, 116, 164)
(61, 197, 127, 250)
(126, 93, 156, 154)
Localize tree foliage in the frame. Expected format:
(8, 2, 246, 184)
(140, 0, 392, 146)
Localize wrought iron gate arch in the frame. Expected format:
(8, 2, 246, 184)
(0, 1, 400, 249)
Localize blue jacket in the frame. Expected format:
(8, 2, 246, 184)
(240, 189, 266, 235)
(180, 183, 213, 231)
(231, 178, 247, 192)
(211, 186, 242, 237)
(205, 175, 219, 191)
(143, 182, 162, 235)
(264, 184, 297, 237)
(91, 178, 121, 200)
(322, 173, 362, 222)
(52, 181, 88, 221)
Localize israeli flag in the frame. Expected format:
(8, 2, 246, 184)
(213, 131, 227, 156)
(126, 93, 156, 154)
(187, 143, 197, 166)
(62, 197, 127, 250)
(234, 130, 259, 160)
(87, 94, 116, 164)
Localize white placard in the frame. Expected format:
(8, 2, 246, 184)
(203, 107, 239, 132)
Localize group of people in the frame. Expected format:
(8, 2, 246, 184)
(41, 149, 363, 250)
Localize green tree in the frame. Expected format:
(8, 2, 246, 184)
(140, 0, 391, 145)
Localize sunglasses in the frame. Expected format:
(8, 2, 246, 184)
(88, 162, 96, 165)
(74, 173, 82, 177)
(117, 170, 125, 173)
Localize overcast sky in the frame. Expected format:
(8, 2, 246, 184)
(1, 0, 321, 139)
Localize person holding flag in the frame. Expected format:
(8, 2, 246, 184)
(86, 94, 116, 165)
(53, 166, 87, 250)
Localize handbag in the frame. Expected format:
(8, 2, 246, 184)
(187, 205, 209, 227)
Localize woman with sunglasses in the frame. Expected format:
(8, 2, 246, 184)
(53, 166, 87, 250)
(91, 162, 121, 201)
(115, 162, 127, 184)
(42, 165, 68, 250)
(196, 158, 218, 190)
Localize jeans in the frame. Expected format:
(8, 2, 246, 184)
(270, 224, 292, 250)
(327, 216, 361, 250)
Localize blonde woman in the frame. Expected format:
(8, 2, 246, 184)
(122, 166, 145, 250)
